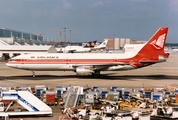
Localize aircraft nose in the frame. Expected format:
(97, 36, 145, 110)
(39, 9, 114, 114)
(6, 62, 15, 68)
(6, 62, 11, 67)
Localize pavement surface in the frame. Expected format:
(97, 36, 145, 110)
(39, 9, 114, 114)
(0, 54, 178, 120)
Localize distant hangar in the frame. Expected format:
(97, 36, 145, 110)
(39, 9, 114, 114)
(0, 42, 57, 58)
(0, 28, 57, 59)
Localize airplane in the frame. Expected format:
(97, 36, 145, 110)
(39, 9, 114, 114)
(56, 40, 108, 53)
(83, 40, 97, 48)
(6, 27, 169, 77)
(56, 40, 97, 53)
(92, 39, 108, 50)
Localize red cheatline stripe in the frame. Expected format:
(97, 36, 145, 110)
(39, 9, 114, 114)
(8, 58, 131, 64)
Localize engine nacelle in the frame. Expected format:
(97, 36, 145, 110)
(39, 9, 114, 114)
(108, 65, 135, 71)
(75, 66, 93, 76)
(158, 55, 167, 62)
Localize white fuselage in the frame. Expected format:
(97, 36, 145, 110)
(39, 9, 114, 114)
(6, 51, 138, 71)
(56, 46, 92, 53)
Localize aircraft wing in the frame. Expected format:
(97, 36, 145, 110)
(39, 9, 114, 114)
(72, 62, 129, 70)
(72, 62, 128, 67)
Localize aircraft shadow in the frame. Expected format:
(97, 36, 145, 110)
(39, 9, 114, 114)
(0, 75, 76, 81)
(1, 74, 178, 81)
(79, 74, 178, 80)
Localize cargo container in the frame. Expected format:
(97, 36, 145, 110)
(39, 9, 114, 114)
(153, 93, 163, 101)
(35, 85, 48, 98)
(45, 91, 56, 105)
(101, 90, 108, 99)
(116, 88, 125, 98)
(91, 86, 98, 91)
(175, 88, 178, 93)
(176, 94, 178, 103)
(123, 91, 130, 99)
(110, 86, 118, 91)
(56, 88, 62, 98)
(83, 88, 88, 93)
(97, 88, 108, 99)
(106, 92, 119, 102)
(144, 91, 152, 99)
(36, 88, 43, 97)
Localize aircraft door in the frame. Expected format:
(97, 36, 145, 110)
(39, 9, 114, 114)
(114, 57, 118, 63)
(15, 59, 23, 69)
(65, 57, 69, 64)
(21, 59, 25, 64)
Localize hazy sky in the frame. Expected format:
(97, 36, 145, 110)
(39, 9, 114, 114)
(0, 0, 178, 43)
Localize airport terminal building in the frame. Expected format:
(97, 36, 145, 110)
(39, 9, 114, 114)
(0, 28, 50, 45)
(0, 28, 57, 60)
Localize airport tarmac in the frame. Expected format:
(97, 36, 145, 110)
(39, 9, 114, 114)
(0, 54, 178, 120)
(0, 54, 178, 88)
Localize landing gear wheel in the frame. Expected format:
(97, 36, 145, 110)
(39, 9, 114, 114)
(32, 71, 35, 77)
(92, 71, 102, 78)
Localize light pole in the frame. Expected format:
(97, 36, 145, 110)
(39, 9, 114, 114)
(113, 33, 115, 50)
(63, 27, 68, 46)
(63, 27, 68, 42)
(69, 30, 71, 45)
(59, 30, 63, 43)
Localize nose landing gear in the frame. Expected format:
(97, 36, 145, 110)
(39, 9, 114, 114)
(31, 71, 35, 77)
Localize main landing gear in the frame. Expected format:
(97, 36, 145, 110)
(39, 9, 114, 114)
(92, 70, 103, 78)
(31, 71, 35, 77)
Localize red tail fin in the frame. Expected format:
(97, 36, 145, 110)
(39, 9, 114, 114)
(136, 27, 169, 62)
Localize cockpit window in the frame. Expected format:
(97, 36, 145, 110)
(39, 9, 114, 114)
(9, 59, 16, 61)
